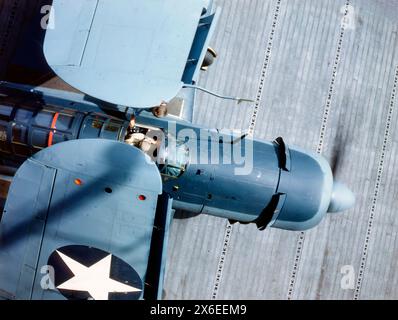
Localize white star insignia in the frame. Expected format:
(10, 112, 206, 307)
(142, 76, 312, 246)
(56, 251, 141, 300)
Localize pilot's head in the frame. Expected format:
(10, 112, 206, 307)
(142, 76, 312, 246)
(129, 114, 136, 128)
(152, 102, 168, 118)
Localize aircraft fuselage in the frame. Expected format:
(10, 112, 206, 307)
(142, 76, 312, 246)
(0, 83, 354, 231)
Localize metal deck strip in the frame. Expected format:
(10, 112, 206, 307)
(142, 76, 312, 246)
(287, 0, 351, 300)
(210, 0, 283, 300)
(354, 65, 398, 300)
(248, 0, 282, 135)
(290, 2, 398, 299)
(211, 223, 233, 299)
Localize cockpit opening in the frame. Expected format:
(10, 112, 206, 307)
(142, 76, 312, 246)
(124, 116, 163, 162)
(158, 135, 189, 180)
(124, 119, 189, 179)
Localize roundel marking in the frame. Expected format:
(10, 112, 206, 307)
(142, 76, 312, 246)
(48, 245, 143, 300)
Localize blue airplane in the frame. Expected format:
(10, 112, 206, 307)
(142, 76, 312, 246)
(0, 0, 354, 300)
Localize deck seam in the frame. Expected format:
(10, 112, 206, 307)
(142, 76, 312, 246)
(353, 65, 398, 300)
(211, 0, 283, 299)
(287, 0, 351, 300)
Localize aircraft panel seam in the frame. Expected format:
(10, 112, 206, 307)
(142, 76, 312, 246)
(29, 168, 58, 300)
(287, 0, 351, 300)
(78, 0, 100, 67)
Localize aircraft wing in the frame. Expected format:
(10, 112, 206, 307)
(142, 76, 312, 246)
(0, 139, 173, 300)
(44, 0, 212, 109)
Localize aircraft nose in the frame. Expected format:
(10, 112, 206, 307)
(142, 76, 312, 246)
(327, 182, 355, 213)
